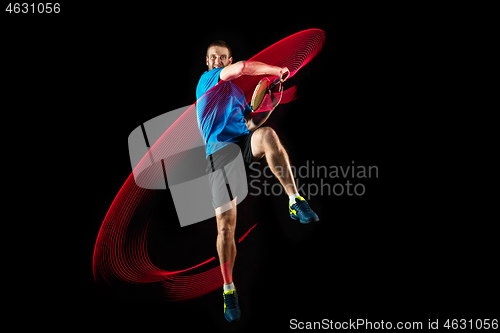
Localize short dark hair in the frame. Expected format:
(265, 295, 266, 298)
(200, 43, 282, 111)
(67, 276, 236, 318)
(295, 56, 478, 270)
(206, 40, 232, 58)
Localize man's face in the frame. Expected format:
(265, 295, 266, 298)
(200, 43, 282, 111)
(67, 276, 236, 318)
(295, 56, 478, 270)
(206, 46, 232, 71)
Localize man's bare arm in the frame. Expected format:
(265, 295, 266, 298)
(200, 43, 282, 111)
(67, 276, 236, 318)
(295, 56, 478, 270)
(220, 60, 288, 130)
(220, 61, 284, 81)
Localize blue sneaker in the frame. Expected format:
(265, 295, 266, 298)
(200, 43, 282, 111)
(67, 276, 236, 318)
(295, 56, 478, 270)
(289, 196, 319, 224)
(223, 289, 241, 322)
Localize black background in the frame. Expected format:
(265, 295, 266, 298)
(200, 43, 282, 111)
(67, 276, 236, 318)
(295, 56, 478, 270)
(3, 3, 497, 331)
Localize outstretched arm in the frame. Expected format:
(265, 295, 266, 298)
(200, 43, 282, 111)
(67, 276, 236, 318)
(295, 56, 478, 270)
(220, 60, 289, 131)
(220, 60, 285, 81)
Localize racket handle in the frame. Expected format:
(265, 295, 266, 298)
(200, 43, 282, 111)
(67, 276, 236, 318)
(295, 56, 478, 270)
(269, 70, 290, 89)
(269, 78, 281, 90)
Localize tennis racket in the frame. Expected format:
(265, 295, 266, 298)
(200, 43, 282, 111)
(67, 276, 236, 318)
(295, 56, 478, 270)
(250, 70, 290, 111)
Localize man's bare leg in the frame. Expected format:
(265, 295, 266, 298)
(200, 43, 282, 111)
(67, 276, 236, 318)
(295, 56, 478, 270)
(216, 198, 241, 322)
(215, 198, 237, 285)
(251, 126, 298, 195)
(251, 126, 319, 223)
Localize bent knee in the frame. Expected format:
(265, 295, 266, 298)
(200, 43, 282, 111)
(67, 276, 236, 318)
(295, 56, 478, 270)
(257, 127, 279, 146)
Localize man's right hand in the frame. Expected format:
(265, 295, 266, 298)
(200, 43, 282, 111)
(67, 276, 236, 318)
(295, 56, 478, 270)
(280, 67, 290, 82)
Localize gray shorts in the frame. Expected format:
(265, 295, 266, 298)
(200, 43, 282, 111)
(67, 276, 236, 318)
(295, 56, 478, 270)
(206, 138, 252, 210)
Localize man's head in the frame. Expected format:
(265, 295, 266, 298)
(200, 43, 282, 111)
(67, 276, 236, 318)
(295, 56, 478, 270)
(206, 40, 233, 71)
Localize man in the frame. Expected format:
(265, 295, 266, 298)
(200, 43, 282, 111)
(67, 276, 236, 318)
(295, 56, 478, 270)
(196, 40, 319, 323)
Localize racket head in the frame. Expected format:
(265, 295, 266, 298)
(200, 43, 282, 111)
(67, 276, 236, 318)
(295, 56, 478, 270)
(250, 78, 270, 111)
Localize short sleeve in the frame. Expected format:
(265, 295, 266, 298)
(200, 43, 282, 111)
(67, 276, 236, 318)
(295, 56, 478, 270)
(196, 68, 223, 100)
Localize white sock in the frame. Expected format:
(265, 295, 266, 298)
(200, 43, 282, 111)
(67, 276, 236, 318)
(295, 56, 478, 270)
(289, 193, 300, 204)
(223, 282, 235, 292)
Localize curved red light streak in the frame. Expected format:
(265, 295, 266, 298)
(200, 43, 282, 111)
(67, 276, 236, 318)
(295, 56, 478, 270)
(93, 29, 325, 300)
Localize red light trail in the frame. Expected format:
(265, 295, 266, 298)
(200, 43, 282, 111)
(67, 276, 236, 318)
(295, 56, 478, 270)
(93, 29, 325, 300)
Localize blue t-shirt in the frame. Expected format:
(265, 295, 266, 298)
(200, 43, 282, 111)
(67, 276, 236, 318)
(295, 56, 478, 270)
(196, 67, 252, 158)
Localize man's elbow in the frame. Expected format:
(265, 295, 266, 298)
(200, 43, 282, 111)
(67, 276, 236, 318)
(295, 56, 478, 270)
(234, 61, 246, 77)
